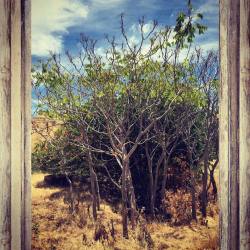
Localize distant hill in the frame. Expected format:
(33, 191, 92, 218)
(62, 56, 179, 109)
(32, 116, 63, 151)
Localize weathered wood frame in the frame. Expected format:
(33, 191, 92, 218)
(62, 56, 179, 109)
(0, 0, 31, 250)
(0, 0, 249, 249)
(219, 0, 250, 249)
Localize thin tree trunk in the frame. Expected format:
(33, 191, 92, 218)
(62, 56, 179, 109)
(145, 142, 155, 217)
(187, 147, 197, 221)
(190, 172, 197, 221)
(90, 167, 97, 220)
(121, 148, 137, 237)
(87, 149, 97, 221)
(208, 159, 218, 200)
(160, 143, 176, 204)
(210, 171, 217, 199)
(121, 157, 128, 238)
(201, 147, 209, 218)
(160, 151, 171, 205)
(160, 152, 167, 206)
(127, 167, 137, 229)
(65, 173, 74, 214)
(152, 152, 164, 207)
(84, 131, 98, 220)
(94, 171, 101, 210)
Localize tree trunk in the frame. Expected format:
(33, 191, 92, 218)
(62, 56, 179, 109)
(94, 171, 101, 210)
(121, 157, 128, 238)
(210, 171, 217, 200)
(201, 147, 209, 218)
(145, 143, 155, 217)
(90, 168, 97, 220)
(190, 173, 197, 221)
(160, 151, 171, 206)
(208, 159, 218, 200)
(127, 167, 137, 229)
(87, 149, 97, 221)
(84, 131, 98, 220)
(65, 174, 74, 214)
(149, 166, 154, 217)
(121, 148, 137, 238)
(152, 152, 164, 208)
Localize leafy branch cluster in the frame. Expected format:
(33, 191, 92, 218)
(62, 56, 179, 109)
(32, 3, 218, 238)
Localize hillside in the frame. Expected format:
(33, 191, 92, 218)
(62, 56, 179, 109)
(32, 116, 62, 150)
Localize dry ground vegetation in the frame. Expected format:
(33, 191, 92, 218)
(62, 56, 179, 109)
(31, 119, 219, 250)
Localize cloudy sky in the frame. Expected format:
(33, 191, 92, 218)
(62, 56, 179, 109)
(32, 0, 219, 61)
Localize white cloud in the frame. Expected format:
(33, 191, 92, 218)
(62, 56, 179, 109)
(130, 22, 156, 36)
(128, 35, 139, 46)
(197, 0, 218, 15)
(32, 0, 89, 57)
(96, 47, 107, 58)
(177, 41, 218, 62)
(128, 21, 160, 49)
(94, 17, 218, 65)
(142, 23, 154, 34)
(92, 0, 123, 3)
(91, 0, 125, 7)
(200, 41, 218, 51)
(32, 98, 40, 105)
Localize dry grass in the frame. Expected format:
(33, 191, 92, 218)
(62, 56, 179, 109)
(32, 116, 62, 151)
(32, 173, 219, 250)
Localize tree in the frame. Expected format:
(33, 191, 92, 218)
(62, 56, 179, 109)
(187, 50, 219, 217)
(32, 2, 209, 237)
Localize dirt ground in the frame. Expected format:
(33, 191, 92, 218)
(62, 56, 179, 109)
(32, 173, 219, 250)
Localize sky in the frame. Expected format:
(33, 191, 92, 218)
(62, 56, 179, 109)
(31, 0, 219, 62)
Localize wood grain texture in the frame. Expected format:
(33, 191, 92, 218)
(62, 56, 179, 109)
(239, 0, 250, 249)
(220, 0, 250, 249)
(11, 0, 22, 249)
(227, 0, 240, 249)
(0, 0, 31, 249)
(21, 0, 32, 249)
(219, 0, 230, 248)
(0, 0, 11, 249)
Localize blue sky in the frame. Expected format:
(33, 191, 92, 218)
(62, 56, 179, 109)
(32, 0, 219, 62)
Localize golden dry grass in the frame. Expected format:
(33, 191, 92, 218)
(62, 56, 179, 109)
(32, 173, 219, 250)
(32, 116, 62, 151)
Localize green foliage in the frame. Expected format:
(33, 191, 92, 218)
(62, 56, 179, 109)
(32, 3, 219, 217)
(32, 129, 89, 177)
(174, 1, 207, 48)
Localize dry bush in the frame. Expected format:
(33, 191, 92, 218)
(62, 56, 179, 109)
(32, 222, 40, 238)
(157, 242, 170, 250)
(94, 221, 109, 243)
(108, 219, 116, 241)
(163, 190, 193, 225)
(74, 206, 89, 228)
(197, 232, 219, 250)
(207, 202, 219, 218)
(136, 217, 154, 249)
(54, 216, 71, 229)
